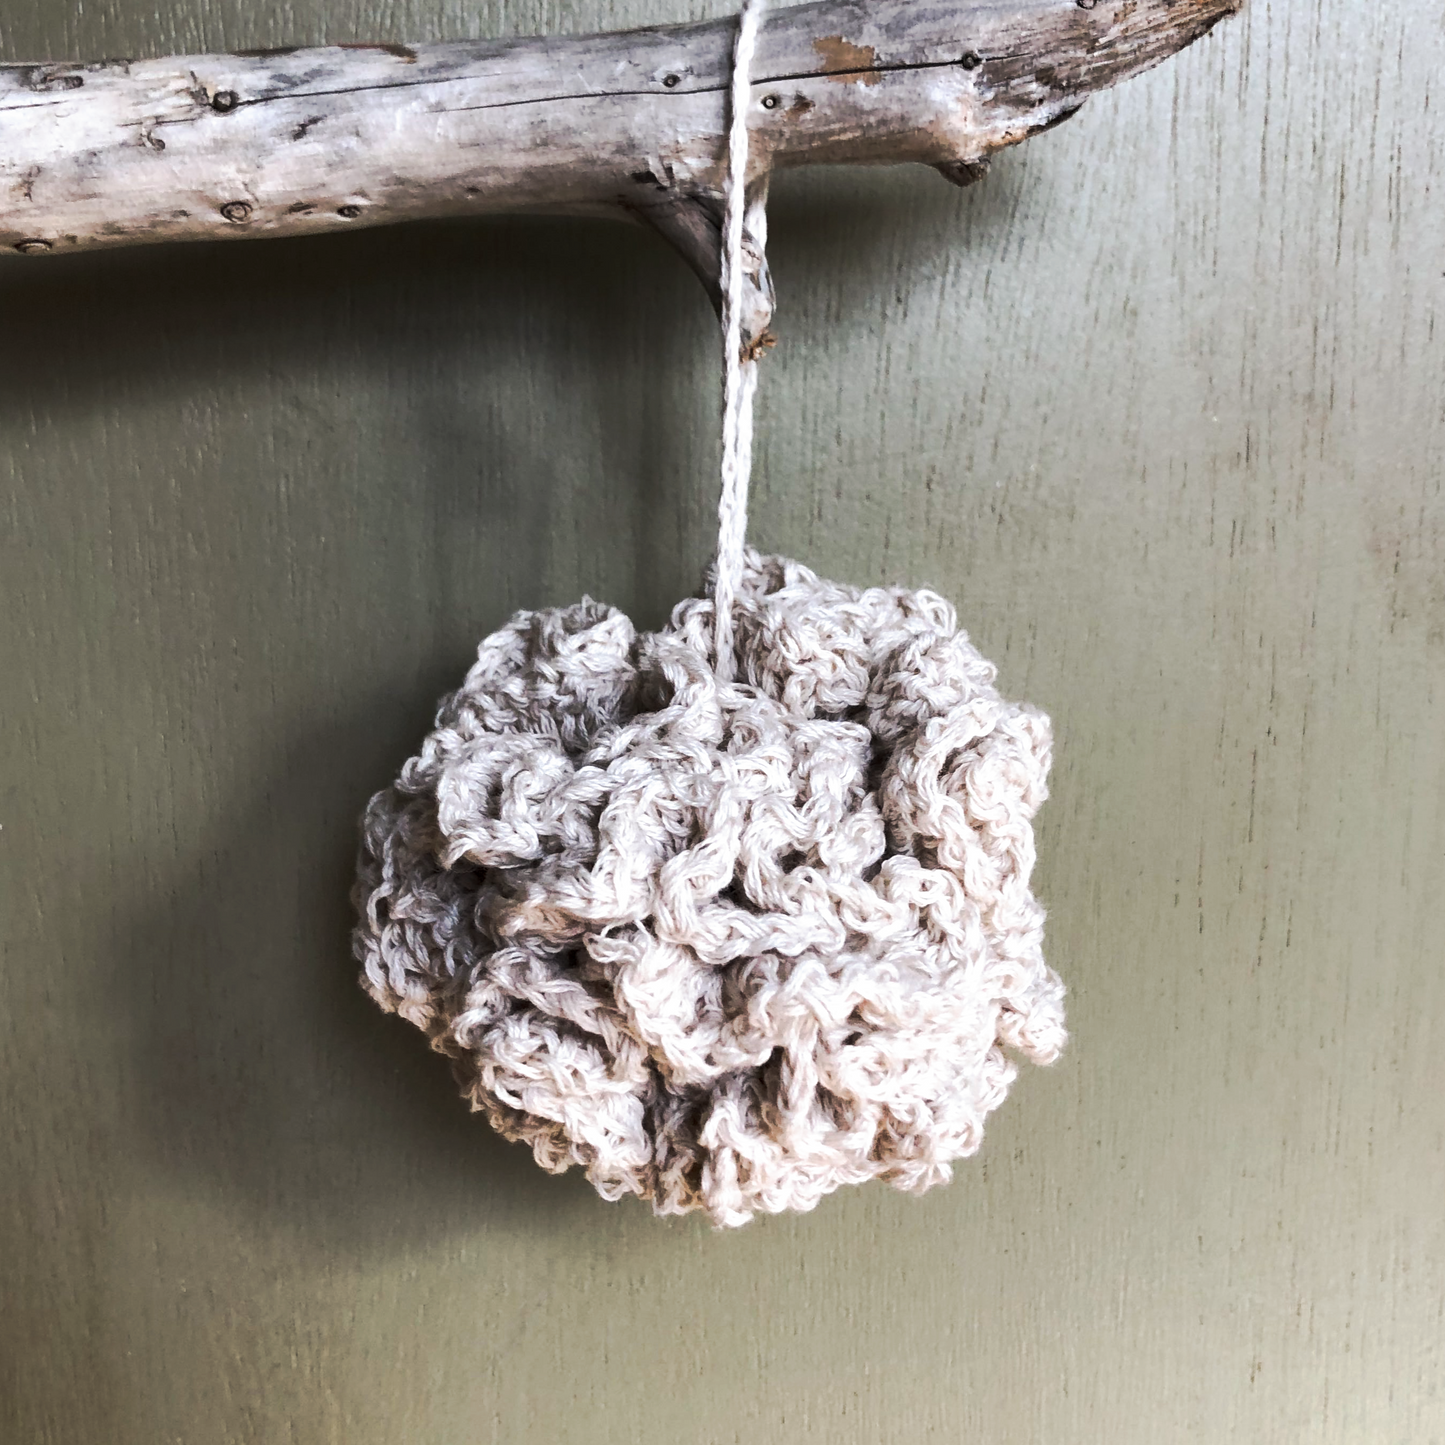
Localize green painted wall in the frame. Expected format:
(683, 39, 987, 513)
(3, 2, 1442, 1440)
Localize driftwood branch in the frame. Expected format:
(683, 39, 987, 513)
(0, 0, 1237, 339)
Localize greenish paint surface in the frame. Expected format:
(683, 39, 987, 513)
(3, 2, 1442, 1440)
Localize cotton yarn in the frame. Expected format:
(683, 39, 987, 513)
(710, 0, 766, 681)
(353, 552, 1065, 1226)
(352, 0, 1063, 1225)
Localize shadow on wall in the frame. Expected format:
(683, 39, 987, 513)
(2, 157, 1027, 1250)
(113, 693, 605, 1244)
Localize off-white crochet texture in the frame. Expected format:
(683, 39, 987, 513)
(354, 552, 1064, 1226)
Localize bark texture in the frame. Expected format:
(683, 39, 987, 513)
(1, 0, 1237, 249)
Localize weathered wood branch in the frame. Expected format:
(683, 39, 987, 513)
(0, 0, 1237, 339)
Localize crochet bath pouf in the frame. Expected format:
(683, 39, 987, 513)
(353, 551, 1065, 1226)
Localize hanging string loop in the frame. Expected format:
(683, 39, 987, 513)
(712, 0, 767, 683)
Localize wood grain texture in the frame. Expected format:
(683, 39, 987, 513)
(0, 0, 1236, 258)
(1, 1, 1442, 1443)
(0, 0, 1236, 353)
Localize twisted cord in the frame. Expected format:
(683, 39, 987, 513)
(712, 0, 766, 682)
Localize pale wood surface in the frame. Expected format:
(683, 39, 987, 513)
(0, 0, 1235, 257)
(2, 1, 1442, 1442)
(0, 0, 1235, 354)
